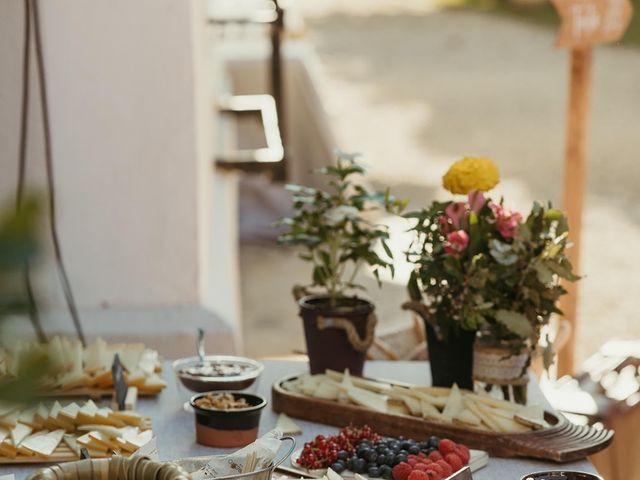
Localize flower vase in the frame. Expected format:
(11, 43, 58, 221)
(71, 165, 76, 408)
(425, 323, 476, 390)
(473, 339, 531, 404)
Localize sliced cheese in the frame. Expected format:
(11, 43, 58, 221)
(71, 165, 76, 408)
(77, 424, 122, 439)
(453, 408, 482, 427)
(21, 430, 64, 457)
(10, 423, 32, 446)
(312, 379, 341, 401)
(63, 433, 81, 457)
(275, 413, 302, 435)
(420, 399, 445, 421)
(0, 410, 19, 429)
(59, 403, 80, 424)
(442, 384, 464, 420)
(77, 400, 98, 424)
(110, 410, 142, 427)
(347, 387, 388, 413)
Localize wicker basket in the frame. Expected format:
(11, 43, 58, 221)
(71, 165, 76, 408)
(27, 456, 190, 480)
(473, 345, 530, 386)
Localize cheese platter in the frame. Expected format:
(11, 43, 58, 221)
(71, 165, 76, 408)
(271, 371, 614, 462)
(0, 337, 167, 397)
(0, 399, 154, 465)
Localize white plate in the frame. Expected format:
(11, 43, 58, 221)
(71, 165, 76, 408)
(289, 448, 488, 478)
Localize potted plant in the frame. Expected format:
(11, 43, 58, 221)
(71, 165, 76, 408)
(404, 157, 578, 397)
(278, 151, 406, 375)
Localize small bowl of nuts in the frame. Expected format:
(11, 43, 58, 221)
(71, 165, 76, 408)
(189, 391, 267, 448)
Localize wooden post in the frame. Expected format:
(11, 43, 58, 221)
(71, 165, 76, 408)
(557, 47, 593, 377)
(551, 0, 632, 376)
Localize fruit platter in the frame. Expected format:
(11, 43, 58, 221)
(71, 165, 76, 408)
(272, 370, 613, 462)
(288, 425, 485, 480)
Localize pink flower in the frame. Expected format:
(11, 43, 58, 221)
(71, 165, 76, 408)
(444, 230, 469, 259)
(468, 190, 486, 213)
(445, 202, 466, 229)
(437, 215, 450, 234)
(491, 203, 523, 239)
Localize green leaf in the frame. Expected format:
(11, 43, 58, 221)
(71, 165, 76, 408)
(495, 310, 534, 339)
(534, 262, 554, 284)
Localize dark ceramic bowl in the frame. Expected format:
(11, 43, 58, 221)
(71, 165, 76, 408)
(190, 391, 267, 448)
(173, 355, 263, 393)
(520, 472, 604, 480)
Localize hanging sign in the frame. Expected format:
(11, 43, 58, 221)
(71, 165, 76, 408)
(552, 0, 633, 48)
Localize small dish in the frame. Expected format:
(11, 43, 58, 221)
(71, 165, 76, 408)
(173, 355, 264, 393)
(189, 391, 267, 448)
(521, 472, 604, 480)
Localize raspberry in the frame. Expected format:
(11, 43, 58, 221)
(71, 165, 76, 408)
(438, 439, 457, 455)
(413, 463, 429, 472)
(455, 444, 470, 465)
(407, 458, 419, 467)
(444, 453, 463, 472)
(408, 470, 429, 480)
(427, 451, 443, 462)
(428, 463, 444, 476)
(424, 470, 442, 480)
(436, 460, 453, 477)
(392, 462, 413, 480)
(417, 452, 427, 459)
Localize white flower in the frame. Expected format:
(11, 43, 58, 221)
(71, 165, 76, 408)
(324, 206, 360, 226)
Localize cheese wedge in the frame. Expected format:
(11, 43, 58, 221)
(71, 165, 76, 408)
(465, 398, 501, 432)
(325, 370, 392, 393)
(121, 428, 152, 449)
(347, 387, 388, 413)
(59, 403, 80, 425)
(110, 410, 142, 427)
(77, 424, 122, 438)
(10, 423, 32, 446)
(77, 400, 99, 424)
(21, 429, 64, 457)
(76, 432, 110, 453)
(0, 427, 9, 443)
(312, 380, 341, 401)
(0, 440, 18, 458)
(63, 434, 81, 457)
(326, 468, 343, 480)
(399, 395, 421, 416)
(46, 402, 75, 432)
(420, 400, 445, 421)
(442, 384, 464, 420)
(0, 410, 19, 429)
(276, 413, 302, 435)
(453, 408, 482, 427)
(34, 404, 49, 427)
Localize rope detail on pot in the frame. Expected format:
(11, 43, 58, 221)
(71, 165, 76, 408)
(316, 313, 377, 353)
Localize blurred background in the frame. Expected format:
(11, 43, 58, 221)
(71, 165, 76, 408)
(0, 0, 639, 477)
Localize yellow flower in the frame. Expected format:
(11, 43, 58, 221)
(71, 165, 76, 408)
(442, 156, 500, 194)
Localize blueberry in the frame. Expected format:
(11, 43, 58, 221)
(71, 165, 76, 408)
(337, 451, 349, 461)
(419, 441, 429, 450)
(385, 456, 395, 466)
(379, 465, 393, 479)
(331, 463, 346, 474)
(347, 456, 359, 470)
(364, 450, 378, 463)
(357, 446, 370, 458)
(368, 467, 381, 478)
(408, 445, 420, 455)
(353, 458, 367, 474)
(399, 449, 409, 456)
(376, 454, 387, 466)
(394, 454, 408, 464)
(376, 445, 386, 454)
(428, 436, 440, 449)
(383, 448, 394, 458)
(400, 441, 412, 450)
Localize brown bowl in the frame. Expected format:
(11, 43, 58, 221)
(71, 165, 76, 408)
(173, 355, 263, 393)
(189, 391, 267, 448)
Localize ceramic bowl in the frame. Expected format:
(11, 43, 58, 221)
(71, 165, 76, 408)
(173, 355, 263, 393)
(189, 391, 267, 448)
(521, 472, 604, 480)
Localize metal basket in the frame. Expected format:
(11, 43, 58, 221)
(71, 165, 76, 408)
(175, 436, 296, 480)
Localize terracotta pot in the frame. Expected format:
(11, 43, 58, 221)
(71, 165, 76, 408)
(299, 295, 376, 376)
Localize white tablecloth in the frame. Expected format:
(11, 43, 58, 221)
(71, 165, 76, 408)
(2, 360, 600, 479)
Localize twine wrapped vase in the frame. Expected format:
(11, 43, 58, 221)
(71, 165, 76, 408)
(27, 456, 191, 480)
(473, 345, 530, 386)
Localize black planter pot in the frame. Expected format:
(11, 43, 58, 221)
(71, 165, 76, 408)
(299, 295, 375, 376)
(425, 322, 476, 390)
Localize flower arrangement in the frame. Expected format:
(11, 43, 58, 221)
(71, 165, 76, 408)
(278, 151, 406, 308)
(406, 156, 579, 366)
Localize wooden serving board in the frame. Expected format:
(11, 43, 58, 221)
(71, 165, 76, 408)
(0, 418, 153, 465)
(272, 374, 614, 463)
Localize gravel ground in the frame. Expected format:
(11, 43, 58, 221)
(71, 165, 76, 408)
(240, 3, 640, 369)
